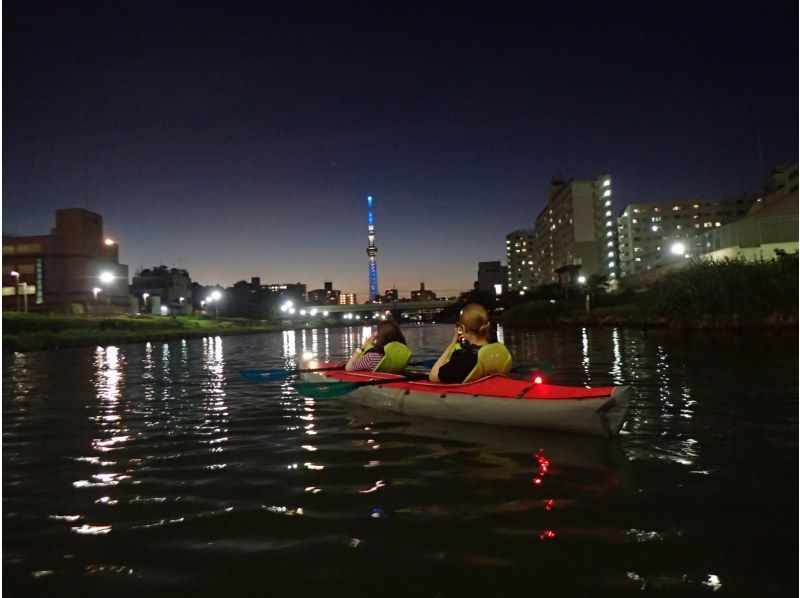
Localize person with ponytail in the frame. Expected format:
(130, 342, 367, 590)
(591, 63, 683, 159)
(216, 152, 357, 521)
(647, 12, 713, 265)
(429, 303, 510, 383)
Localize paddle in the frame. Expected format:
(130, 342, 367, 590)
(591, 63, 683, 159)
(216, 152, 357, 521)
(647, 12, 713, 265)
(240, 359, 439, 382)
(292, 377, 409, 399)
(291, 360, 556, 399)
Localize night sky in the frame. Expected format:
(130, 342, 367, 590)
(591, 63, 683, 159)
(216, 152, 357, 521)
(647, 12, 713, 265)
(4, 1, 797, 297)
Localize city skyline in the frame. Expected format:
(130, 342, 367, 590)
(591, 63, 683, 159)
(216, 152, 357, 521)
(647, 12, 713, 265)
(3, 1, 797, 297)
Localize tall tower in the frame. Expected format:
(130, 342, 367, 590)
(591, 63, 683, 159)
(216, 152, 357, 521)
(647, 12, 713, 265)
(366, 195, 379, 301)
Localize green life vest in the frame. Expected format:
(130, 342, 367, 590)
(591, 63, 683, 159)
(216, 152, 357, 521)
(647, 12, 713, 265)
(360, 341, 412, 374)
(445, 342, 512, 383)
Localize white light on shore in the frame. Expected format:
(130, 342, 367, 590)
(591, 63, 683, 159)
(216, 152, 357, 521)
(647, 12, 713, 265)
(671, 242, 685, 255)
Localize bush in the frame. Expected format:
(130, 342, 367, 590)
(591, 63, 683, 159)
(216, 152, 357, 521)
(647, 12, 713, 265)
(640, 255, 798, 325)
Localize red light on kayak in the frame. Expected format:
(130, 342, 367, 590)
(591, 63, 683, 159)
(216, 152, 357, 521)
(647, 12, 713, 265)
(533, 375, 543, 384)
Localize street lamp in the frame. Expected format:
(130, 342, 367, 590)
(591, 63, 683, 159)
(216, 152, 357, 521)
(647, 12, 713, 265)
(10, 270, 20, 311)
(210, 290, 222, 320)
(93, 287, 102, 316)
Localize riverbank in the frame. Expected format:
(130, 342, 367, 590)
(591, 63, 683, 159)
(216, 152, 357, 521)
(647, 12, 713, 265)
(2, 313, 340, 352)
(498, 256, 798, 330)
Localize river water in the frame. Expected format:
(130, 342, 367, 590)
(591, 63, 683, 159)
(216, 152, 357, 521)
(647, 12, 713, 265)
(3, 324, 797, 595)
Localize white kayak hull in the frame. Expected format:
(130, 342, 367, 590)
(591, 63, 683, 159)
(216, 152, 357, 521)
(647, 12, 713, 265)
(302, 372, 630, 436)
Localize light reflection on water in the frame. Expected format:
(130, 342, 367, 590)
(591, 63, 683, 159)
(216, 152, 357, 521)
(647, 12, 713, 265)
(2, 325, 796, 594)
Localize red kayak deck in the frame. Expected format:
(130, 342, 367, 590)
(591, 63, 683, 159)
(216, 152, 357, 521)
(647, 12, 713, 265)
(317, 365, 615, 401)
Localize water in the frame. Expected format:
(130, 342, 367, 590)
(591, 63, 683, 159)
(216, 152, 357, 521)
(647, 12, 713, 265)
(3, 325, 797, 595)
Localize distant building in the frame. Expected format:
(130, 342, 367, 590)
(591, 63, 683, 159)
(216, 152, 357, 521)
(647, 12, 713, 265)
(384, 288, 399, 302)
(2, 208, 130, 314)
(699, 163, 798, 262)
(617, 194, 755, 277)
(265, 282, 307, 304)
(131, 266, 193, 314)
(531, 175, 617, 286)
(506, 229, 535, 292)
(410, 282, 436, 301)
(339, 293, 357, 305)
(477, 261, 506, 295)
(307, 281, 341, 305)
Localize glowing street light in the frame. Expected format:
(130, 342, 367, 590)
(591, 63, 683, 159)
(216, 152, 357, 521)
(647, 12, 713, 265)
(93, 287, 102, 316)
(577, 276, 586, 284)
(670, 242, 686, 256)
(99, 271, 114, 284)
(10, 270, 20, 310)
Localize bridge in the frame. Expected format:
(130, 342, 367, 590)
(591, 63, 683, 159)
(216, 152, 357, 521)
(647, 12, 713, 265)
(310, 300, 458, 314)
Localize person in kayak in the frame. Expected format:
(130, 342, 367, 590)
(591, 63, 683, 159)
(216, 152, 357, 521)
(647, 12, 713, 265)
(345, 321, 410, 373)
(429, 303, 511, 383)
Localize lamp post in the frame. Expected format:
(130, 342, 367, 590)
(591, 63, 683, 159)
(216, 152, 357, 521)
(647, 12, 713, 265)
(21, 282, 28, 312)
(93, 287, 102, 316)
(99, 271, 114, 315)
(211, 290, 222, 320)
(10, 270, 20, 311)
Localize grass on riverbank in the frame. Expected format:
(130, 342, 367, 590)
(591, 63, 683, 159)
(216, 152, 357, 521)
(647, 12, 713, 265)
(2, 312, 335, 352)
(500, 255, 798, 329)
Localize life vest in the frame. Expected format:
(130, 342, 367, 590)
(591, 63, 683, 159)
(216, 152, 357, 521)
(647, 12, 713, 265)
(444, 342, 512, 383)
(360, 341, 412, 374)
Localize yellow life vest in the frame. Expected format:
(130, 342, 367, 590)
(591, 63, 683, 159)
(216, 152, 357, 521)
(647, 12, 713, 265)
(360, 342, 412, 374)
(445, 342, 512, 383)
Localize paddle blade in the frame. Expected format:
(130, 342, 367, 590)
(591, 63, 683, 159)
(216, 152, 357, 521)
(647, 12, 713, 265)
(240, 369, 291, 381)
(292, 380, 359, 399)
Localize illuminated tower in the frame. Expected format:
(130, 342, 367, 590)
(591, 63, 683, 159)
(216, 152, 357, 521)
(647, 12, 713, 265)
(366, 195, 378, 301)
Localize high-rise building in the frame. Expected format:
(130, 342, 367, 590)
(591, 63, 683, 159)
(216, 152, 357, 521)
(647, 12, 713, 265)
(530, 175, 616, 285)
(339, 293, 357, 305)
(384, 288, 399, 301)
(617, 195, 755, 277)
(2, 208, 130, 313)
(506, 229, 535, 292)
(366, 195, 379, 301)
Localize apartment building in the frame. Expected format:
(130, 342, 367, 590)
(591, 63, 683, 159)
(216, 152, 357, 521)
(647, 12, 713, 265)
(617, 195, 755, 277)
(531, 175, 616, 285)
(505, 229, 535, 292)
(700, 163, 798, 261)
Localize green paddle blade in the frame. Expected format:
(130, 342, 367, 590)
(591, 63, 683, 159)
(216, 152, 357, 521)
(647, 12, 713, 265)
(240, 369, 292, 381)
(292, 380, 361, 399)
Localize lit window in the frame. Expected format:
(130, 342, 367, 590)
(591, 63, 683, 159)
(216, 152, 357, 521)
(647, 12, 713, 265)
(672, 206, 680, 211)
(606, 231, 612, 237)
(715, 222, 721, 227)
(608, 251, 614, 257)
(632, 219, 637, 224)
(607, 241, 613, 247)
(603, 190, 611, 197)
(635, 257, 641, 262)
(676, 225, 682, 230)
(605, 200, 611, 207)
(652, 225, 659, 232)
(603, 179, 611, 187)
(605, 210, 612, 217)
(606, 221, 612, 227)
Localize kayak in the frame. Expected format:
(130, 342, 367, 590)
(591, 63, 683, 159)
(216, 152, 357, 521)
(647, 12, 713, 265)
(300, 366, 630, 437)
